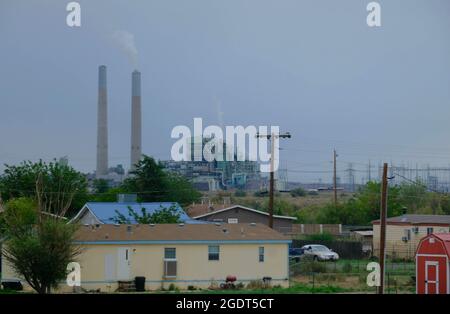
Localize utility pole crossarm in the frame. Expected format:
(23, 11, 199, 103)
(256, 131, 291, 229)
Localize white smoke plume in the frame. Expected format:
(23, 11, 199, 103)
(111, 30, 138, 68)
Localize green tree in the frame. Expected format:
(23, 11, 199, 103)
(397, 181, 428, 213)
(89, 187, 126, 202)
(92, 178, 110, 194)
(1, 198, 80, 294)
(111, 204, 181, 224)
(0, 160, 88, 217)
(165, 173, 201, 206)
(122, 155, 200, 206)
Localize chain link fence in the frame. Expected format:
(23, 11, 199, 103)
(289, 256, 416, 293)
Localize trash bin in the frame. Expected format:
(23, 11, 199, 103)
(135, 276, 146, 292)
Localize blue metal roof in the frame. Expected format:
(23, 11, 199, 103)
(84, 202, 204, 224)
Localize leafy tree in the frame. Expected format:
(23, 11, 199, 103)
(397, 181, 428, 213)
(122, 155, 200, 206)
(122, 156, 169, 202)
(111, 204, 181, 224)
(89, 187, 126, 202)
(165, 173, 201, 206)
(92, 178, 110, 194)
(1, 197, 80, 294)
(0, 160, 88, 217)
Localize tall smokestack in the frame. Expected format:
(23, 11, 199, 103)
(96, 65, 108, 177)
(130, 70, 142, 170)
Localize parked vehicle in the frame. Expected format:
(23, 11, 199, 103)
(301, 244, 339, 261)
(289, 247, 304, 262)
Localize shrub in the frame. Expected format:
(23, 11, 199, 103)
(208, 279, 219, 290)
(247, 280, 265, 289)
(187, 285, 197, 291)
(168, 283, 176, 291)
(235, 282, 245, 289)
(342, 262, 353, 273)
(300, 256, 327, 273)
(253, 191, 268, 197)
(290, 187, 306, 197)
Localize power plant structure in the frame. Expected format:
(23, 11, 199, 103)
(95, 66, 142, 180)
(96, 65, 109, 176)
(130, 70, 142, 171)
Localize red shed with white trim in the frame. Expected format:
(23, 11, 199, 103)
(416, 233, 450, 294)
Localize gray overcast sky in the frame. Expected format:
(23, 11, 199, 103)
(1, 0, 450, 182)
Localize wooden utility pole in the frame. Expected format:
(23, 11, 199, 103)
(378, 163, 388, 294)
(257, 131, 291, 229)
(333, 149, 338, 206)
(268, 134, 276, 229)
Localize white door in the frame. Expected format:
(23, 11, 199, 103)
(104, 254, 116, 281)
(117, 247, 131, 280)
(425, 261, 439, 294)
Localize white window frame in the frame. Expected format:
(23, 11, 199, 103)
(259, 246, 265, 262)
(208, 245, 220, 261)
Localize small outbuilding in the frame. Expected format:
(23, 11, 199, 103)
(415, 233, 450, 294)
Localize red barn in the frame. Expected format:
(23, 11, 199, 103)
(416, 233, 450, 294)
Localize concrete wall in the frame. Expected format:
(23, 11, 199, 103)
(2, 242, 289, 292)
(373, 224, 450, 259)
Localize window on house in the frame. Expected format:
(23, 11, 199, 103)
(259, 247, 265, 262)
(404, 229, 411, 241)
(164, 248, 176, 260)
(208, 245, 220, 261)
(164, 260, 177, 277)
(427, 227, 434, 235)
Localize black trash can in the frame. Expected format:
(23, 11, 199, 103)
(135, 276, 146, 292)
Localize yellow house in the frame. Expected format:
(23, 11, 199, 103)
(2, 223, 290, 292)
(372, 214, 450, 259)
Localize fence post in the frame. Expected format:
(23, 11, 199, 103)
(387, 272, 390, 294)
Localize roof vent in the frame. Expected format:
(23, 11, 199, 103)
(222, 228, 228, 233)
(215, 222, 221, 226)
(250, 222, 256, 226)
(126, 225, 132, 233)
(83, 224, 89, 227)
(149, 224, 155, 227)
(114, 223, 120, 227)
(95, 224, 101, 229)
(178, 223, 185, 227)
(104, 233, 109, 239)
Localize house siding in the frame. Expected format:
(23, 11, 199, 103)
(373, 224, 450, 259)
(2, 242, 289, 292)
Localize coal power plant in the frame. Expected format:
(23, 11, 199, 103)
(95, 66, 142, 179)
